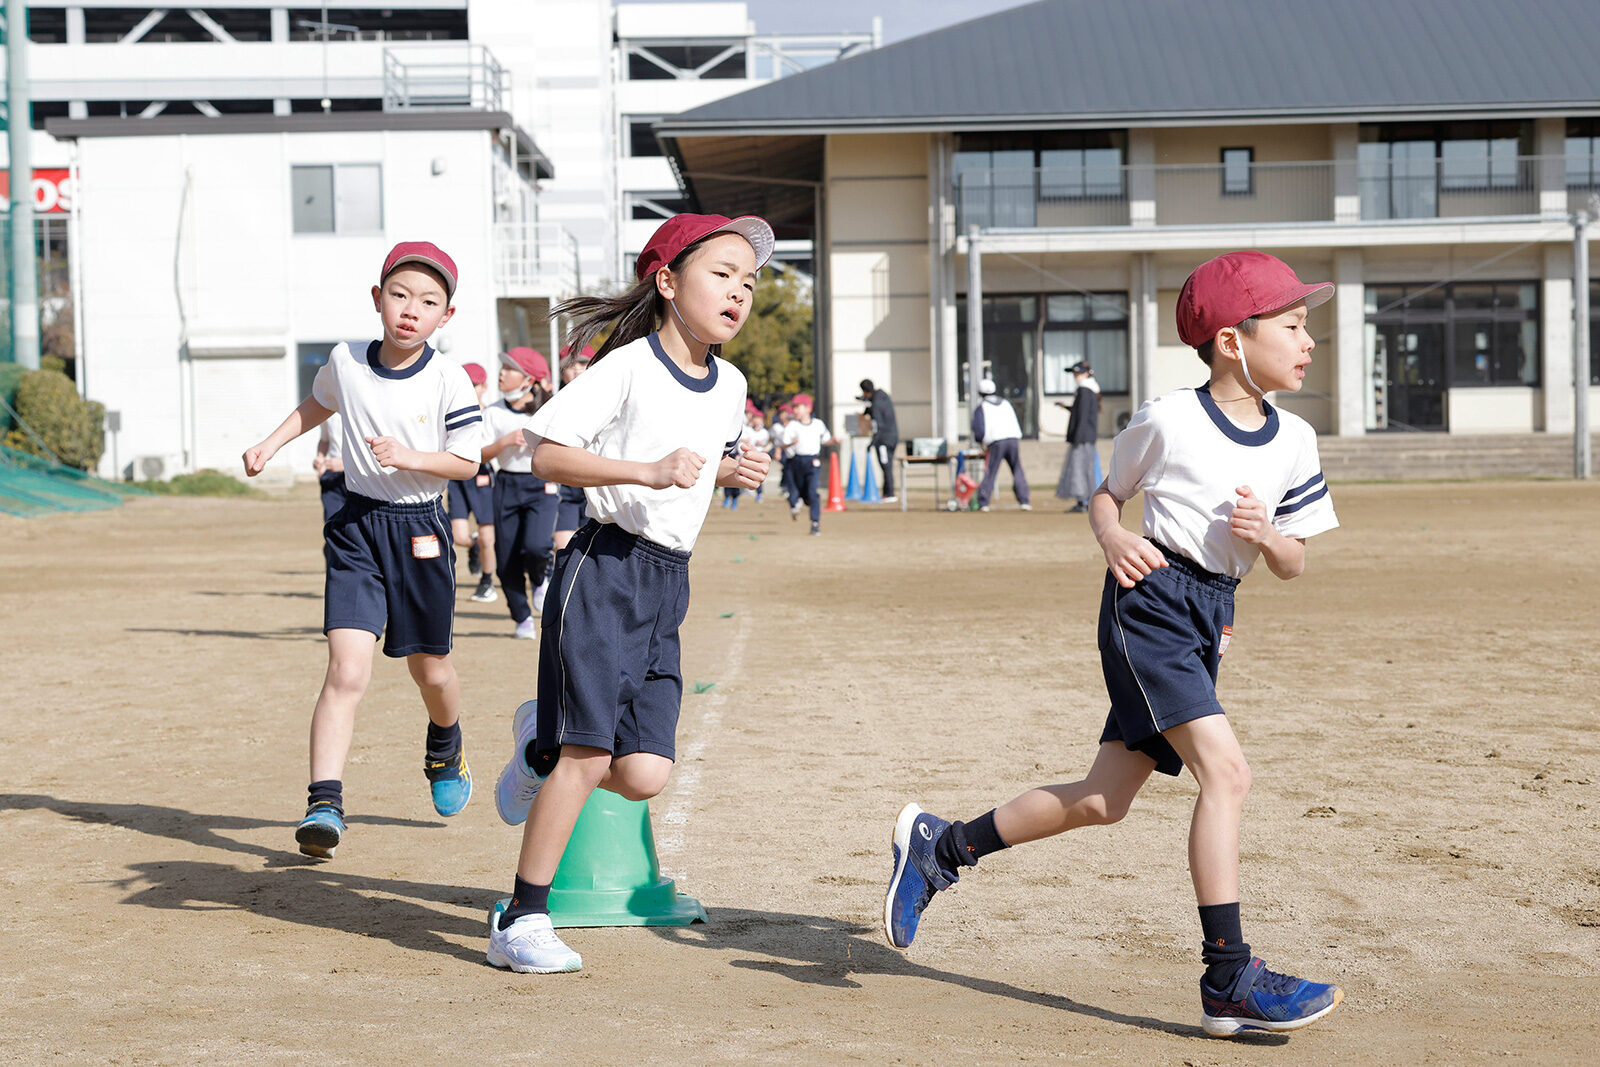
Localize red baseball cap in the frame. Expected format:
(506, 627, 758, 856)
(381, 241, 458, 300)
(500, 347, 550, 381)
(560, 344, 596, 362)
(1176, 251, 1332, 348)
(635, 213, 775, 281)
(461, 362, 487, 385)
(791, 392, 813, 409)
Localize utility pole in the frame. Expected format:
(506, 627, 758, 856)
(965, 225, 982, 448)
(1576, 206, 1591, 479)
(6, 0, 40, 369)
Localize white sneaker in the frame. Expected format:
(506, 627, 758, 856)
(486, 912, 581, 973)
(1020, 503, 1033, 511)
(495, 699, 545, 825)
(531, 577, 550, 614)
(513, 618, 536, 640)
(881, 495, 898, 504)
(979, 505, 991, 512)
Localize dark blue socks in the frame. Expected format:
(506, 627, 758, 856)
(497, 876, 551, 931)
(936, 810, 1008, 875)
(425, 721, 461, 762)
(307, 779, 343, 815)
(1199, 902, 1251, 989)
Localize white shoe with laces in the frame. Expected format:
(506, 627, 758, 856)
(513, 618, 536, 640)
(532, 577, 550, 614)
(495, 699, 545, 825)
(486, 912, 581, 973)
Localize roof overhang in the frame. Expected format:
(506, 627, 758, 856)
(46, 110, 555, 180)
(659, 131, 822, 239)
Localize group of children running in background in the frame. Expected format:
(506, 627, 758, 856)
(243, 214, 1346, 1039)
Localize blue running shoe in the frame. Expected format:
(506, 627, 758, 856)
(424, 748, 472, 817)
(296, 803, 344, 859)
(1200, 957, 1344, 1036)
(883, 802, 957, 949)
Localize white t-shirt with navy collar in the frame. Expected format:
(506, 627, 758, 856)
(779, 417, 832, 456)
(482, 398, 539, 474)
(311, 340, 485, 504)
(522, 333, 747, 553)
(1106, 384, 1338, 579)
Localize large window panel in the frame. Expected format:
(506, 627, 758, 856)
(291, 165, 335, 233)
(335, 164, 383, 234)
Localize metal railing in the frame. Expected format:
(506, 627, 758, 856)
(954, 155, 1596, 231)
(493, 222, 581, 299)
(382, 44, 507, 112)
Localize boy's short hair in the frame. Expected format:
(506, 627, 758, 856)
(1195, 318, 1257, 366)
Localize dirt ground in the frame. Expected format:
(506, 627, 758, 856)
(3, 476, 1598, 1064)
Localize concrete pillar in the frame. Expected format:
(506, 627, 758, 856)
(1542, 242, 1574, 433)
(1535, 117, 1567, 218)
(1333, 249, 1366, 436)
(927, 133, 952, 441)
(1127, 129, 1155, 227)
(1331, 123, 1360, 222)
(1131, 253, 1156, 407)
(271, 8, 291, 114)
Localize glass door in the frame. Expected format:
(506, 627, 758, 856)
(1373, 322, 1447, 430)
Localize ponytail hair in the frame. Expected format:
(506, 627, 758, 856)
(554, 236, 724, 365)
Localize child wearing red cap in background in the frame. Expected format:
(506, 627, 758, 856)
(486, 213, 772, 974)
(883, 250, 1344, 1038)
(776, 392, 839, 535)
(481, 346, 558, 639)
(543, 345, 596, 611)
(447, 361, 498, 604)
(243, 241, 485, 859)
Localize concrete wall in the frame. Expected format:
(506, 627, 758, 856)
(75, 127, 497, 480)
(825, 133, 934, 439)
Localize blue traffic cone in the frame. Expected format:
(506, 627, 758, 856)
(1093, 448, 1103, 488)
(845, 450, 863, 500)
(862, 454, 881, 502)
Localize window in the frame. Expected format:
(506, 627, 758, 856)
(954, 131, 1126, 228)
(1568, 118, 1600, 189)
(625, 43, 746, 80)
(1590, 280, 1599, 386)
(291, 164, 383, 234)
(1366, 281, 1539, 388)
(627, 192, 691, 220)
(1044, 293, 1129, 395)
(1359, 122, 1532, 218)
(1221, 147, 1253, 195)
(298, 344, 340, 400)
(626, 117, 664, 158)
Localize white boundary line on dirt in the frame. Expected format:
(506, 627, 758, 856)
(656, 612, 750, 868)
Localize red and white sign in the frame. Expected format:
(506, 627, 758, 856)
(0, 169, 75, 213)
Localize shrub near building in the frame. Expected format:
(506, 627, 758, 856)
(3, 369, 106, 471)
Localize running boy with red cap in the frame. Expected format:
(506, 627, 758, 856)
(486, 213, 772, 974)
(482, 346, 558, 638)
(883, 250, 1344, 1038)
(244, 241, 486, 858)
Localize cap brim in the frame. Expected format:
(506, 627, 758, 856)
(710, 216, 775, 271)
(1262, 281, 1334, 315)
(388, 254, 457, 299)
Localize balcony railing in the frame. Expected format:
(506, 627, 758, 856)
(954, 155, 1596, 232)
(494, 222, 580, 299)
(382, 43, 507, 112)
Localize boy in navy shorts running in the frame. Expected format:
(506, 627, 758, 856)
(484, 213, 773, 974)
(244, 241, 486, 859)
(884, 251, 1344, 1037)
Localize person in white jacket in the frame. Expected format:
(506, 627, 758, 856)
(970, 378, 1032, 512)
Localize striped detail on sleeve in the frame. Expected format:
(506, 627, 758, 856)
(1275, 472, 1328, 517)
(723, 436, 742, 458)
(444, 405, 480, 422)
(444, 411, 483, 431)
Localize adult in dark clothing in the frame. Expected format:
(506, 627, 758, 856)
(858, 378, 900, 501)
(1054, 361, 1101, 512)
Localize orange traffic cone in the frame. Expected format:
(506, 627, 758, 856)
(824, 450, 846, 512)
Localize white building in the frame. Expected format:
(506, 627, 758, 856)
(10, 0, 874, 479)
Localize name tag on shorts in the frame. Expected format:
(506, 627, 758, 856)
(1218, 625, 1233, 657)
(411, 535, 441, 559)
(475, 474, 490, 487)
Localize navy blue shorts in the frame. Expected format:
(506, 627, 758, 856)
(533, 520, 690, 765)
(318, 471, 347, 523)
(447, 466, 495, 523)
(323, 493, 455, 658)
(555, 483, 587, 532)
(1097, 542, 1237, 777)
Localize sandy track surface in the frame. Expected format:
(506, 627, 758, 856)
(3, 479, 1597, 1063)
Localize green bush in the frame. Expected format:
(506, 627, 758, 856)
(3, 369, 106, 470)
(0, 362, 25, 431)
(132, 469, 264, 497)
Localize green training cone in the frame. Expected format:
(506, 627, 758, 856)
(504, 789, 706, 928)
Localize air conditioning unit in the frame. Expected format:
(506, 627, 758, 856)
(129, 454, 185, 481)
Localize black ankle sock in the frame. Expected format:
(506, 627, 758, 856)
(497, 877, 551, 930)
(935, 810, 1009, 874)
(425, 721, 461, 761)
(1198, 902, 1251, 989)
(307, 779, 343, 815)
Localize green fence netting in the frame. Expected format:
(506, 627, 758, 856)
(0, 444, 149, 517)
